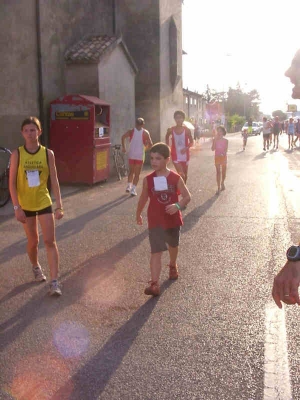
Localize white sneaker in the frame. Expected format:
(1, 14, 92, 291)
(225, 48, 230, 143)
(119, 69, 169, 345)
(130, 187, 137, 196)
(32, 266, 46, 282)
(49, 280, 62, 296)
(126, 184, 131, 193)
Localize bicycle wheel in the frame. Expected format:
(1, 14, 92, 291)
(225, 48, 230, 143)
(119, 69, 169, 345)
(113, 152, 122, 181)
(118, 152, 128, 178)
(0, 170, 10, 207)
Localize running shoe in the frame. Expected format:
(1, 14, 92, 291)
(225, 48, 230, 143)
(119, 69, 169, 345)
(130, 187, 137, 196)
(144, 281, 160, 296)
(221, 183, 225, 191)
(125, 184, 131, 193)
(263, 147, 266, 151)
(49, 280, 62, 296)
(168, 264, 179, 280)
(33, 266, 46, 282)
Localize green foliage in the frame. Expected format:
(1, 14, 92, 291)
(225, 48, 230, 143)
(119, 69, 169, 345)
(272, 110, 287, 120)
(227, 114, 245, 130)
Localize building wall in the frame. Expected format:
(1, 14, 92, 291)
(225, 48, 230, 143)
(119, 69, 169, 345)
(117, 0, 183, 144)
(0, 0, 183, 159)
(116, 0, 161, 143)
(97, 46, 136, 144)
(159, 0, 183, 136)
(65, 64, 99, 98)
(0, 1, 38, 150)
(0, 0, 113, 149)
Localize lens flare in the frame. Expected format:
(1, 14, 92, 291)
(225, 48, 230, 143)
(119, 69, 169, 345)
(53, 321, 89, 358)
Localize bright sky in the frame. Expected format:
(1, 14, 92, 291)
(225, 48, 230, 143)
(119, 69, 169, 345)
(182, 0, 300, 115)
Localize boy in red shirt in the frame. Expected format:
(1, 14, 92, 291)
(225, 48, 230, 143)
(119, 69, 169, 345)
(136, 142, 191, 296)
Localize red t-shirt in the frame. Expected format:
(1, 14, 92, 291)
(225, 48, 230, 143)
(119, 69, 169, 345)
(147, 170, 183, 229)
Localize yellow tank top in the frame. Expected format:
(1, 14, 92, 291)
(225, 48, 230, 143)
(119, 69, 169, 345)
(17, 145, 52, 211)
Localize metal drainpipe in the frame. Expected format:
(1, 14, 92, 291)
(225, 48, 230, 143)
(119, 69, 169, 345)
(36, 0, 45, 144)
(112, 0, 116, 35)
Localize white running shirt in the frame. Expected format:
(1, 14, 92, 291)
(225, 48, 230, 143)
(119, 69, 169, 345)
(173, 130, 187, 162)
(128, 128, 144, 160)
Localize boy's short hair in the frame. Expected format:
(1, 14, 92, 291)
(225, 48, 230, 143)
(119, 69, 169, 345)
(150, 142, 170, 159)
(173, 110, 186, 119)
(217, 125, 226, 136)
(136, 117, 145, 126)
(21, 116, 42, 131)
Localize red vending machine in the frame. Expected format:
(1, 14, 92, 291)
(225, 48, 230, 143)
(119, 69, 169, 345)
(49, 94, 111, 184)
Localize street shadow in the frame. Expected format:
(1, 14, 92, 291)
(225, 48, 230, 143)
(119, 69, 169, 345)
(252, 152, 268, 160)
(52, 280, 172, 400)
(0, 282, 36, 303)
(0, 213, 14, 225)
(0, 181, 109, 225)
(0, 229, 148, 351)
(56, 194, 131, 240)
(235, 150, 245, 155)
(182, 195, 217, 233)
(0, 195, 131, 265)
(269, 148, 277, 153)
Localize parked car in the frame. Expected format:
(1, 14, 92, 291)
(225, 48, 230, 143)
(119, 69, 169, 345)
(241, 122, 261, 136)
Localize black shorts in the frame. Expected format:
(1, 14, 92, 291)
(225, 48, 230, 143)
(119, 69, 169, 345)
(23, 205, 53, 217)
(148, 226, 181, 253)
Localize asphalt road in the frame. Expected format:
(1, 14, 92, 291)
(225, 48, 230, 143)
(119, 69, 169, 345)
(1, 133, 300, 400)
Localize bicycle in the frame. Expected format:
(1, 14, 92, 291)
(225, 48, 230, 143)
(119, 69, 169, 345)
(0, 146, 12, 207)
(112, 144, 128, 181)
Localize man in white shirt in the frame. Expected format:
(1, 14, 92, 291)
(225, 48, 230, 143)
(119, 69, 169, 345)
(121, 118, 153, 196)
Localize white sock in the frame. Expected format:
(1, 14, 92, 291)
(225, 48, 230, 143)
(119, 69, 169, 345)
(127, 182, 132, 188)
(132, 185, 136, 190)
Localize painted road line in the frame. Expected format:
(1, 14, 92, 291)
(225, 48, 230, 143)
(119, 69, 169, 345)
(264, 302, 292, 400)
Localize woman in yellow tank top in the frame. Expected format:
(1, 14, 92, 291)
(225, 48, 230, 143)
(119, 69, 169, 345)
(9, 116, 64, 296)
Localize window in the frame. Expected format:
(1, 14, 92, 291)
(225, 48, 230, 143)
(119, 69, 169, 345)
(185, 97, 188, 104)
(194, 99, 197, 105)
(190, 98, 193, 105)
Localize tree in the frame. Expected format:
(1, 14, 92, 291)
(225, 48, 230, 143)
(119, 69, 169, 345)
(272, 110, 287, 120)
(227, 114, 244, 132)
(201, 84, 261, 122)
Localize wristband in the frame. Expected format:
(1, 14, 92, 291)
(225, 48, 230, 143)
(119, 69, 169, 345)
(55, 208, 63, 212)
(175, 202, 181, 210)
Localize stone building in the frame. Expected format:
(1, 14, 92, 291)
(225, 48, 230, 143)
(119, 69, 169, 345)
(183, 89, 206, 125)
(0, 0, 183, 158)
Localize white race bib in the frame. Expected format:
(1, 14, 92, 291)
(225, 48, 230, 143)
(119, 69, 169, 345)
(153, 176, 168, 191)
(26, 170, 40, 187)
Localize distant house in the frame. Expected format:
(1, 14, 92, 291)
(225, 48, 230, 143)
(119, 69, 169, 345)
(183, 89, 206, 125)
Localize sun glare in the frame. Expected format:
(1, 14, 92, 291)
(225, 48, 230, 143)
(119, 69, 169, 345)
(183, 0, 300, 114)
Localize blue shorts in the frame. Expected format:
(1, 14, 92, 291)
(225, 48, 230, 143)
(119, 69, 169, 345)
(149, 226, 181, 253)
